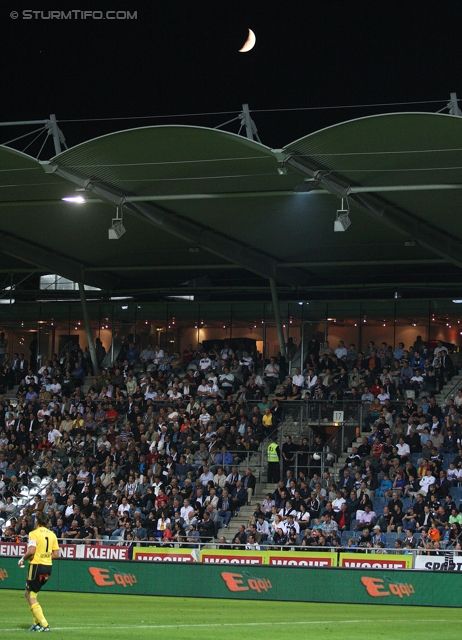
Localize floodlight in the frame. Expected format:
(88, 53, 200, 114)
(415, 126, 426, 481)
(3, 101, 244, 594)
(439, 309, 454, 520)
(334, 198, 351, 232)
(108, 206, 126, 239)
(108, 219, 126, 239)
(62, 196, 86, 203)
(334, 214, 351, 232)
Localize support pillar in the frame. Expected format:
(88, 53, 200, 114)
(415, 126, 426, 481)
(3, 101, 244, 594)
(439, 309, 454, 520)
(111, 305, 115, 366)
(269, 278, 286, 357)
(78, 282, 100, 376)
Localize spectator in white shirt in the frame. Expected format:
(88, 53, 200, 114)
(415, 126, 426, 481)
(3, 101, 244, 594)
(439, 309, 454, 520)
(292, 368, 305, 389)
(396, 437, 411, 462)
(199, 466, 214, 487)
(48, 427, 62, 444)
(411, 370, 424, 393)
(218, 368, 235, 391)
(335, 341, 348, 359)
(256, 516, 270, 541)
(49, 378, 62, 395)
(196, 379, 210, 402)
(418, 470, 436, 495)
(153, 346, 164, 364)
(204, 380, 219, 400)
(332, 491, 346, 512)
(305, 369, 318, 393)
(264, 358, 280, 392)
(199, 355, 213, 373)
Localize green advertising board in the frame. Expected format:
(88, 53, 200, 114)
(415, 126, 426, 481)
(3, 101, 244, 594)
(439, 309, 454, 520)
(0, 558, 460, 607)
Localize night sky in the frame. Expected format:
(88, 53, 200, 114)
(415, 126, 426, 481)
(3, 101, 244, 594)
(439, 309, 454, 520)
(2, 1, 462, 151)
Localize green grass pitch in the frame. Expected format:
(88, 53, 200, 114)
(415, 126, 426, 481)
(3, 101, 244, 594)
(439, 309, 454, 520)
(2, 589, 461, 639)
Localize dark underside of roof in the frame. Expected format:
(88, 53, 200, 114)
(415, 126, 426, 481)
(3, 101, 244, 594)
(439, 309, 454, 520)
(0, 113, 461, 312)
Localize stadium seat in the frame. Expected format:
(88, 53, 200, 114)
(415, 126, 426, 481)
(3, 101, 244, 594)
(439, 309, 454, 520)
(110, 535, 124, 543)
(385, 532, 397, 545)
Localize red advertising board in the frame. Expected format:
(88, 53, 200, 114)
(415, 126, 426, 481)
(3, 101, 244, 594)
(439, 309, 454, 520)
(78, 545, 129, 560)
(133, 549, 196, 562)
(339, 553, 411, 569)
(267, 552, 334, 567)
(0, 542, 27, 557)
(200, 550, 264, 565)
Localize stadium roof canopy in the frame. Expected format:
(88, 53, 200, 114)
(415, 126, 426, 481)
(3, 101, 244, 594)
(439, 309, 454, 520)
(0, 112, 461, 314)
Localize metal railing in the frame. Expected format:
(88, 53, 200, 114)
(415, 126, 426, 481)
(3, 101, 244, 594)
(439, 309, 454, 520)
(288, 450, 337, 481)
(442, 374, 462, 404)
(325, 403, 365, 461)
(278, 400, 363, 439)
(208, 448, 266, 479)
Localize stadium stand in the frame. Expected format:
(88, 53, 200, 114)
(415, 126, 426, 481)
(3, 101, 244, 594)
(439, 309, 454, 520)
(0, 335, 461, 556)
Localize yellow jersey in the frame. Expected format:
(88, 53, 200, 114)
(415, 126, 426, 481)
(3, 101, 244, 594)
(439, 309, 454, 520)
(28, 526, 59, 566)
(262, 413, 273, 427)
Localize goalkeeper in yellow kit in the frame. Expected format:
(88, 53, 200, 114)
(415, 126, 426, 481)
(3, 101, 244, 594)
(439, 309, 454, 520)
(18, 510, 59, 632)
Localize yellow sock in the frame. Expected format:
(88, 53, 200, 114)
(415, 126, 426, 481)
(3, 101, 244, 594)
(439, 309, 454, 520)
(30, 604, 39, 625)
(31, 602, 48, 627)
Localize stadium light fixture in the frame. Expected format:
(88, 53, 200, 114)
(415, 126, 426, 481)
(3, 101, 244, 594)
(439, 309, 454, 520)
(62, 195, 86, 203)
(334, 198, 351, 232)
(108, 206, 126, 240)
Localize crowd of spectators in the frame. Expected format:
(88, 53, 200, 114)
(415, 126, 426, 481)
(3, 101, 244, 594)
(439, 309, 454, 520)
(0, 339, 286, 547)
(290, 336, 461, 402)
(226, 336, 462, 553)
(229, 462, 462, 553)
(1, 333, 462, 556)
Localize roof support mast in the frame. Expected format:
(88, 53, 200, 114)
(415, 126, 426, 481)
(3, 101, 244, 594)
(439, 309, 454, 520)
(47, 114, 66, 155)
(448, 93, 462, 117)
(0, 114, 67, 157)
(240, 104, 261, 142)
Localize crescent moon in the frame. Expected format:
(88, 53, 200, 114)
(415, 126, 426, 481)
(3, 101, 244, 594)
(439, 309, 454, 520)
(239, 29, 256, 53)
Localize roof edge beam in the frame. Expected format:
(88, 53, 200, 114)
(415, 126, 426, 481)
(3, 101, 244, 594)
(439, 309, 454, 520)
(286, 155, 462, 269)
(349, 184, 462, 194)
(42, 161, 309, 287)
